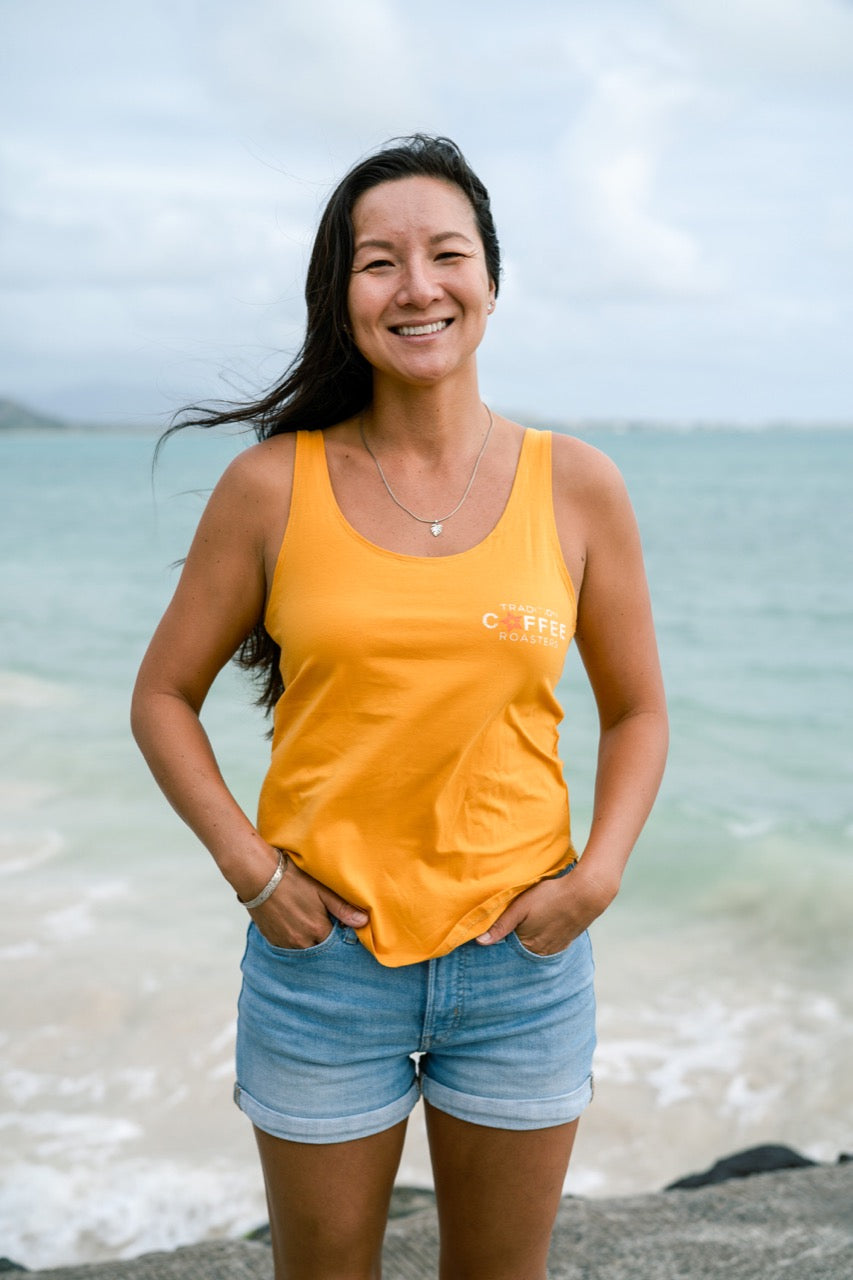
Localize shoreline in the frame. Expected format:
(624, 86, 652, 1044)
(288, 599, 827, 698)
(6, 1150, 851, 1279)
(3, 426, 851, 1275)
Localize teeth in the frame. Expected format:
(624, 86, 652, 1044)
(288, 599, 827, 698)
(395, 320, 448, 336)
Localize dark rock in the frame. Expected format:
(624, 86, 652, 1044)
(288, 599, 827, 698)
(388, 1186, 436, 1218)
(665, 1143, 817, 1189)
(15, 1165, 853, 1280)
(0, 1262, 29, 1273)
(241, 1224, 270, 1245)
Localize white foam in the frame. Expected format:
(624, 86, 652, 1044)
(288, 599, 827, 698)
(810, 994, 842, 1022)
(0, 1067, 155, 1109)
(594, 982, 844, 1123)
(116, 1068, 159, 1102)
(0, 940, 43, 960)
(40, 879, 131, 940)
(726, 814, 777, 839)
(207, 1021, 238, 1056)
(40, 901, 99, 941)
(0, 1157, 266, 1270)
(563, 1165, 608, 1196)
(0, 780, 56, 809)
(0, 1110, 142, 1159)
(192, 1019, 237, 1081)
(0, 671, 78, 709)
(0, 827, 64, 875)
(722, 1072, 782, 1118)
(2, 1069, 45, 1106)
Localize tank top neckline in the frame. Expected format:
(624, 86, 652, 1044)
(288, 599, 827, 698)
(311, 426, 539, 565)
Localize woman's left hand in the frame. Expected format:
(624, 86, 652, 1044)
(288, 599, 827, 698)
(475, 861, 618, 955)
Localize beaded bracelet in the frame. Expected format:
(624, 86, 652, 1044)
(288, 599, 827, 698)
(237, 848, 288, 910)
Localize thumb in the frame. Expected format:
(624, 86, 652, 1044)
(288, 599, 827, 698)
(476, 900, 525, 946)
(320, 887, 369, 928)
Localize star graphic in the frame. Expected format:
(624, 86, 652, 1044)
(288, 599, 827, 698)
(499, 613, 524, 631)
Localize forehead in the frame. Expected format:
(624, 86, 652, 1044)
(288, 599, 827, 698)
(351, 175, 479, 242)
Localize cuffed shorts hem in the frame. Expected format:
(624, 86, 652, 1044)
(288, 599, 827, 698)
(235, 916, 596, 1145)
(421, 1072, 593, 1130)
(233, 1079, 421, 1144)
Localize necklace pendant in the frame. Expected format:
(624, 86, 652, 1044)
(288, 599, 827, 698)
(430, 522, 443, 537)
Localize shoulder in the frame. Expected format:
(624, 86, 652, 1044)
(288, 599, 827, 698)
(544, 430, 642, 596)
(215, 431, 298, 494)
(203, 432, 298, 520)
(549, 430, 631, 513)
(184, 433, 300, 569)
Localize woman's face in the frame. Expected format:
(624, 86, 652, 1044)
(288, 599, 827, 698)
(347, 175, 496, 391)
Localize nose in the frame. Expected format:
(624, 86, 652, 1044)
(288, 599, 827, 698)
(395, 255, 443, 309)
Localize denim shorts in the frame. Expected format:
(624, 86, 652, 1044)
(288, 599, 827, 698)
(233, 916, 596, 1144)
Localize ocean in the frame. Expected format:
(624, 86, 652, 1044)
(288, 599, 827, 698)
(1, 423, 851, 1268)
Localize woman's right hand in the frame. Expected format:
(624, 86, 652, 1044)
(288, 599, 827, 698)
(248, 856, 369, 949)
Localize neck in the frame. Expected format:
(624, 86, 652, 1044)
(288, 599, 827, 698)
(365, 376, 487, 459)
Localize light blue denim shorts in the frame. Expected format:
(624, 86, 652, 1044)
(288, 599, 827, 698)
(234, 914, 596, 1144)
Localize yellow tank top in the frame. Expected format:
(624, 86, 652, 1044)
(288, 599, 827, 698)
(257, 427, 578, 965)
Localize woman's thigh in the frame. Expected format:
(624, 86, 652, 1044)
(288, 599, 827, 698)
(426, 1103, 579, 1280)
(418, 930, 595, 1277)
(255, 1120, 408, 1280)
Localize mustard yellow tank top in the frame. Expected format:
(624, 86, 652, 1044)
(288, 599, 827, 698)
(257, 427, 578, 966)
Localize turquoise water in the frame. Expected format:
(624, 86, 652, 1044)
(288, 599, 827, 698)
(1, 425, 851, 1266)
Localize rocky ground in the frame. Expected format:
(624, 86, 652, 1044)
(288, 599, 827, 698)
(3, 1150, 850, 1279)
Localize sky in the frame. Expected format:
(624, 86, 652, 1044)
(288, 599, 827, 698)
(1, 0, 852, 426)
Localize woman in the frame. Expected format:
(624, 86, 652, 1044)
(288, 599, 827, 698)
(132, 134, 668, 1280)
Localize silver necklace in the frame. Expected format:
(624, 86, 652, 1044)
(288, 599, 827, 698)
(359, 406, 494, 537)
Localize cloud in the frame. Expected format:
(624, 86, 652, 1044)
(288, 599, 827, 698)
(205, 0, 429, 150)
(0, 144, 300, 293)
(555, 66, 722, 300)
(490, 19, 723, 306)
(0, 0, 851, 421)
(665, 0, 853, 92)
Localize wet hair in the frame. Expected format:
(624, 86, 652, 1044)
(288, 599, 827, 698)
(164, 134, 501, 716)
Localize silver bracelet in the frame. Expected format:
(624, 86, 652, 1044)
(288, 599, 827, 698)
(237, 849, 288, 910)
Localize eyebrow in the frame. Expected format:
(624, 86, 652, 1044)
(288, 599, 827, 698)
(353, 231, 477, 253)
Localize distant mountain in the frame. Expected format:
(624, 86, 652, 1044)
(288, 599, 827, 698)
(0, 398, 69, 431)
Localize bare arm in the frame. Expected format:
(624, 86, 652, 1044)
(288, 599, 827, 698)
(131, 441, 368, 945)
(478, 438, 668, 952)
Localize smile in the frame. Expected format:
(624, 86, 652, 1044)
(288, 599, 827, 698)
(392, 320, 451, 337)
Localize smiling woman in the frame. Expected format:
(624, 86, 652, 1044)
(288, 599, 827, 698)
(347, 177, 495, 391)
(131, 134, 668, 1280)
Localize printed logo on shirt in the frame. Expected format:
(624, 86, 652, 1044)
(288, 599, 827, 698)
(481, 603, 568, 647)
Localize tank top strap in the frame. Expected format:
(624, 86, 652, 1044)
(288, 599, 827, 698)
(505, 427, 552, 518)
(500, 429, 572, 588)
(287, 429, 334, 534)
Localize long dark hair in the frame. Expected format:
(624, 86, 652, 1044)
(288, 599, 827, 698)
(165, 134, 502, 717)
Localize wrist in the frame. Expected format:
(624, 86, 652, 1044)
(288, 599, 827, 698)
(236, 848, 289, 909)
(571, 855, 621, 912)
(215, 830, 281, 896)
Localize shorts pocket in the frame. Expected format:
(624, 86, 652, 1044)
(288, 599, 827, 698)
(506, 929, 582, 964)
(250, 919, 341, 958)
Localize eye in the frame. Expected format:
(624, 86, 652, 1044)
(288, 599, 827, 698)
(354, 257, 394, 273)
(436, 250, 464, 262)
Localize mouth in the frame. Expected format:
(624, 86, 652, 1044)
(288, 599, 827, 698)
(390, 319, 452, 337)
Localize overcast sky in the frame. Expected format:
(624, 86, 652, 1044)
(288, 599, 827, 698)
(1, 0, 851, 425)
